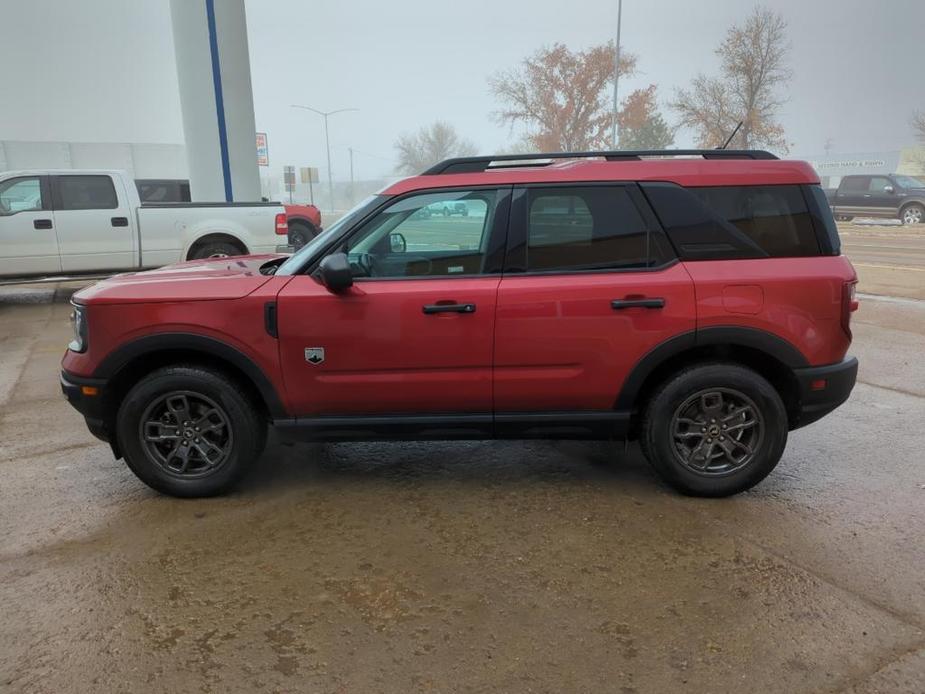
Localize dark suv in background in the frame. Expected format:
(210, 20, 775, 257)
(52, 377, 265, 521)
(826, 173, 925, 224)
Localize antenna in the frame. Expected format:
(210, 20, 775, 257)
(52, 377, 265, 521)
(719, 121, 744, 150)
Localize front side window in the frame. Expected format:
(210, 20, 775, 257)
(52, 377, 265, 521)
(525, 186, 662, 272)
(868, 177, 893, 193)
(344, 189, 499, 278)
(0, 177, 43, 215)
(56, 175, 118, 210)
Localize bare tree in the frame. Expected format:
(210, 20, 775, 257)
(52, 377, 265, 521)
(394, 122, 477, 174)
(489, 42, 636, 152)
(672, 7, 792, 152)
(913, 111, 925, 144)
(618, 85, 675, 150)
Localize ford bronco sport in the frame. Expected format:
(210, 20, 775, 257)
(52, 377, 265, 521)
(61, 150, 859, 498)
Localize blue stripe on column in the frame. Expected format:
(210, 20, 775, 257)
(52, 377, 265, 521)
(205, 0, 233, 202)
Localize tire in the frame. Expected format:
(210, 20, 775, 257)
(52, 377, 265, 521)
(640, 363, 788, 497)
(836, 215, 854, 222)
(116, 366, 267, 497)
(189, 240, 244, 260)
(900, 203, 924, 225)
(288, 221, 317, 249)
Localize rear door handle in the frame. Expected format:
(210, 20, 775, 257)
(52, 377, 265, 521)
(611, 298, 665, 310)
(33, 218, 53, 230)
(111, 216, 129, 227)
(422, 303, 476, 314)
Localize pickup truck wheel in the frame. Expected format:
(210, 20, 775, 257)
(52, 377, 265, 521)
(901, 204, 924, 225)
(116, 366, 267, 497)
(190, 240, 244, 260)
(640, 363, 788, 497)
(288, 220, 317, 248)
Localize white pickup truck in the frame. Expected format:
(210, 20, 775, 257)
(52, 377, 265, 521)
(0, 169, 288, 279)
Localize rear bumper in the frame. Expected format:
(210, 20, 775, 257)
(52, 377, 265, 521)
(61, 370, 115, 447)
(792, 357, 858, 429)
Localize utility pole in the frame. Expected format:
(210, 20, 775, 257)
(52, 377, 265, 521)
(348, 147, 355, 205)
(610, 0, 623, 150)
(291, 104, 358, 213)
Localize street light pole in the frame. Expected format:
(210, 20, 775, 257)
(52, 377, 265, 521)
(291, 104, 358, 213)
(611, 0, 623, 150)
(348, 147, 355, 205)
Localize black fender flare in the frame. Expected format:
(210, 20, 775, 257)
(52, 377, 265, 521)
(94, 333, 287, 418)
(615, 326, 808, 411)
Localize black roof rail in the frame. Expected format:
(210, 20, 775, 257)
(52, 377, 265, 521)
(423, 149, 779, 175)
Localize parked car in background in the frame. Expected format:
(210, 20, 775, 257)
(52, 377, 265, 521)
(0, 170, 288, 279)
(62, 150, 858, 499)
(134, 178, 322, 249)
(825, 174, 925, 224)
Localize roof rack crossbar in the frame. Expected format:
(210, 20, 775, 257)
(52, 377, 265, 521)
(423, 149, 778, 175)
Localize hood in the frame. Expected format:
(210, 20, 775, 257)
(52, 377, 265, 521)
(74, 254, 287, 305)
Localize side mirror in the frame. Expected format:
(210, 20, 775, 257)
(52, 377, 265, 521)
(884, 185, 895, 194)
(317, 252, 353, 293)
(389, 232, 407, 253)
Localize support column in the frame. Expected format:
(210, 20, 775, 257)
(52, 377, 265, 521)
(169, 0, 261, 202)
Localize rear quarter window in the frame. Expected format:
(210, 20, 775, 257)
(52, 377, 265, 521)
(640, 183, 821, 259)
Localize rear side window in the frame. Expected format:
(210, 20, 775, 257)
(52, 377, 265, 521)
(641, 183, 820, 259)
(525, 186, 671, 271)
(840, 176, 868, 192)
(688, 186, 819, 257)
(55, 175, 118, 210)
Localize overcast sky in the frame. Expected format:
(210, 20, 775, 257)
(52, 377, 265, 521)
(1, 0, 922, 181)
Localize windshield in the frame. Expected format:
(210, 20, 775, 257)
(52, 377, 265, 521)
(894, 175, 925, 189)
(275, 195, 384, 276)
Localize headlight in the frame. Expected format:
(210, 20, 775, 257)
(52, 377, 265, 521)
(69, 304, 88, 353)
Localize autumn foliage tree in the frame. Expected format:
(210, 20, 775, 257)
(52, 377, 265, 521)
(394, 122, 477, 174)
(490, 42, 636, 151)
(618, 85, 675, 149)
(672, 7, 792, 152)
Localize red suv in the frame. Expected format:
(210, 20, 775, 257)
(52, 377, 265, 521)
(61, 150, 859, 498)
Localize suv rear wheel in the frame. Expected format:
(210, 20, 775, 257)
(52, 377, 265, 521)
(640, 363, 788, 497)
(116, 366, 267, 497)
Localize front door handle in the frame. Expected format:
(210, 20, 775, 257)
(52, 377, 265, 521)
(33, 218, 53, 230)
(611, 298, 665, 310)
(422, 303, 476, 314)
(111, 216, 129, 227)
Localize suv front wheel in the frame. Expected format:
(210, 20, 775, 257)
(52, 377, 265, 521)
(116, 366, 267, 497)
(641, 363, 788, 497)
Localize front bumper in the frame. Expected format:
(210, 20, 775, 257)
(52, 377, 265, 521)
(792, 357, 858, 429)
(61, 370, 116, 449)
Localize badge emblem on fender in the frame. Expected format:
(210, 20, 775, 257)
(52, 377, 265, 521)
(304, 347, 325, 365)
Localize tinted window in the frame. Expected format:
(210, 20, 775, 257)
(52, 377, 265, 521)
(642, 183, 821, 259)
(56, 175, 118, 210)
(840, 176, 869, 192)
(0, 177, 43, 215)
(687, 185, 820, 257)
(525, 186, 667, 271)
(344, 189, 499, 278)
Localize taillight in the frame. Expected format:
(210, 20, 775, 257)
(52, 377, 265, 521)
(841, 280, 859, 337)
(275, 213, 288, 236)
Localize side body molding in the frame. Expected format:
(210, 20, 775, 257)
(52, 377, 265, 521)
(93, 332, 287, 418)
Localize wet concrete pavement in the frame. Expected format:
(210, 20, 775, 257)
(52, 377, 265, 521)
(1, 286, 923, 693)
